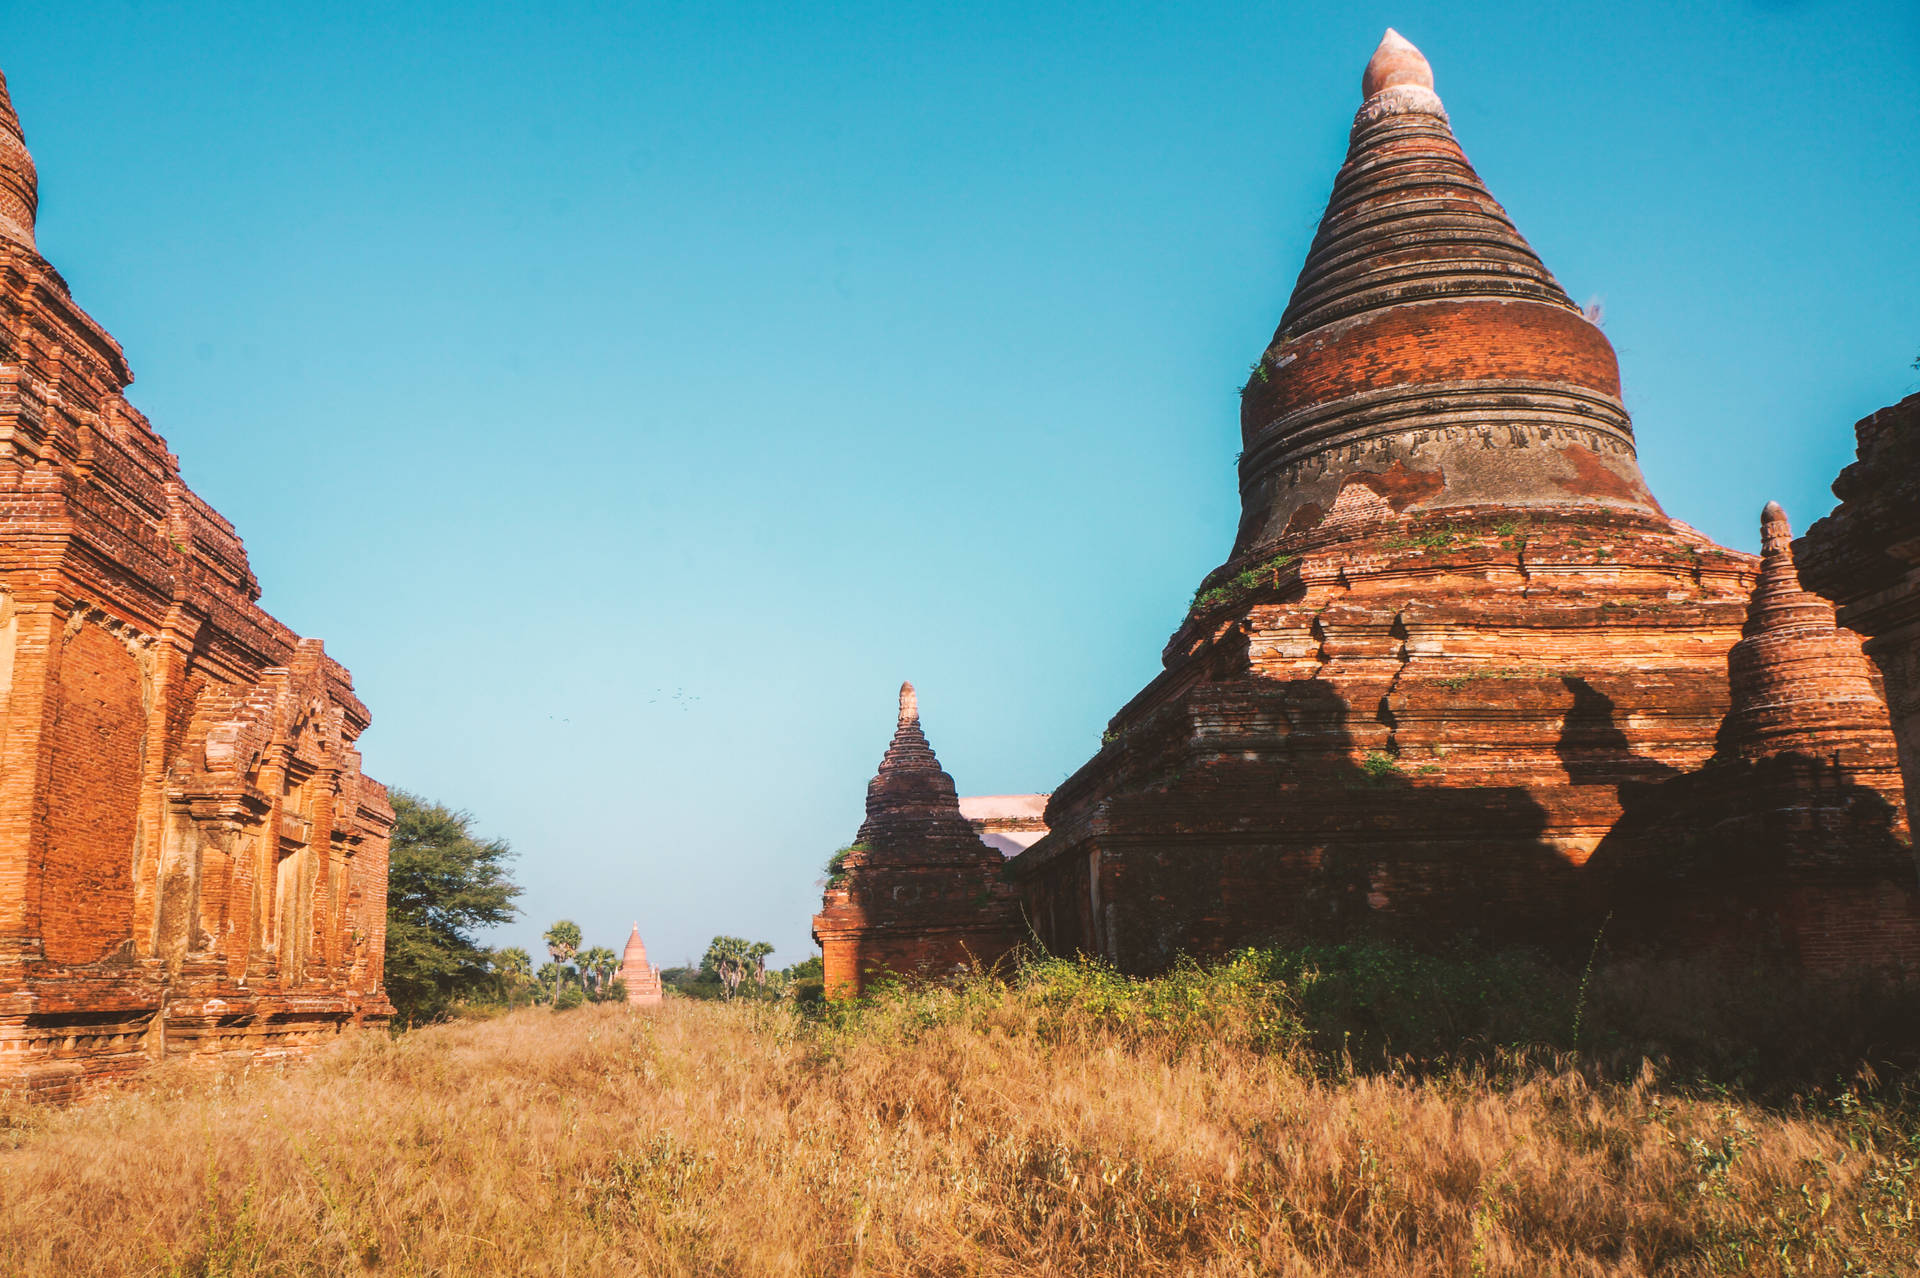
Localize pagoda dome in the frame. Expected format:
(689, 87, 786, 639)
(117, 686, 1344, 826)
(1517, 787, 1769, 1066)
(1233, 31, 1662, 556)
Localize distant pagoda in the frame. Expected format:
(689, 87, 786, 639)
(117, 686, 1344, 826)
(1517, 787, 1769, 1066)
(618, 924, 662, 1006)
(1002, 32, 1909, 970)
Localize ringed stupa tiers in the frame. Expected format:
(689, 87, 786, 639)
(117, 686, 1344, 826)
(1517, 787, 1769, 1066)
(999, 32, 1909, 971)
(812, 683, 1023, 997)
(1236, 29, 1660, 551)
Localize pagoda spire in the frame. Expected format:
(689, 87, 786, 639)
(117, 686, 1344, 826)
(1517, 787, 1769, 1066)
(858, 680, 968, 839)
(0, 69, 38, 252)
(1231, 30, 1662, 555)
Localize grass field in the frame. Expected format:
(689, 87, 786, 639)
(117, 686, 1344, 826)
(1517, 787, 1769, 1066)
(3, 949, 1917, 1276)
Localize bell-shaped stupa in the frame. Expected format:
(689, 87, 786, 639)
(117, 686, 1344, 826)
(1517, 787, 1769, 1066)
(1235, 30, 1659, 555)
(1005, 32, 1790, 968)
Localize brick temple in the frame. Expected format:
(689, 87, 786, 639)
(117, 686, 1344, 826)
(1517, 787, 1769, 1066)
(817, 32, 1918, 989)
(0, 68, 392, 1097)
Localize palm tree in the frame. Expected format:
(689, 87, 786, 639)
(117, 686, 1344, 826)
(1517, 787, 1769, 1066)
(577, 945, 618, 999)
(543, 920, 582, 968)
(494, 946, 532, 1008)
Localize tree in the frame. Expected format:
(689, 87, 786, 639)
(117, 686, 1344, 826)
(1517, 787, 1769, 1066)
(494, 946, 533, 1008)
(701, 936, 775, 1000)
(383, 790, 521, 1026)
(577, 945, 620, 1000)
(544, 920, 582, 968)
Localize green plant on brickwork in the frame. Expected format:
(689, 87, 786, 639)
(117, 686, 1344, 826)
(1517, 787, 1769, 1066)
(824, 844, 866, 889)
(1493, 519, 1519, 537)
(1240, 357, 1271, 396)
(1382, 524, 1460, 552)
(1360, 751, 1401, 781)
(1188, 551, 1296, 616)
(1100, 728, 1122, 747)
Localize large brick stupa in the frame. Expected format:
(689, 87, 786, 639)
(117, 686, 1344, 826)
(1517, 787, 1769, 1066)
(1004, 32, 1909, 971)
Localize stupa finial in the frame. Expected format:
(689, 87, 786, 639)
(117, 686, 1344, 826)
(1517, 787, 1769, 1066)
(1363, 29, 1434, 101)
(899, 681, 918, 724)
(1761, 501, 1792, 556)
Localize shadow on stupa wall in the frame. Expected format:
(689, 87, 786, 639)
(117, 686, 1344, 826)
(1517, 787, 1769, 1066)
(1573, 678, 1920, 974)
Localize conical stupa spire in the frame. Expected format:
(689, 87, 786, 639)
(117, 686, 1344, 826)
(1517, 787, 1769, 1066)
(857, 681, 971, 843)
(1230, 31, 1661, 554)
(621, 922, 649, 966)
(0, 69, 38, 252)
(1724, 503, 1892, 758)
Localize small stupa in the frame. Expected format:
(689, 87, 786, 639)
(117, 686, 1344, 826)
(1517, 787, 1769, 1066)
(1588, 505, 1917, 971)
(811, 683, 1024, 996)
(618, 923, 663, 1006)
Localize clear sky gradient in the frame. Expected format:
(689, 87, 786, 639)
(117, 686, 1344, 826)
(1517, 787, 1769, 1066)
(8, 1, 1917, 968)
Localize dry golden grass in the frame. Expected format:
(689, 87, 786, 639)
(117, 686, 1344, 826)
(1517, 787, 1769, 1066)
(1, 967, 1916, 1277)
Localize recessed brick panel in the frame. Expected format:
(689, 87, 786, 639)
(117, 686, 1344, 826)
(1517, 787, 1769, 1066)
(39, 622, 139, 964)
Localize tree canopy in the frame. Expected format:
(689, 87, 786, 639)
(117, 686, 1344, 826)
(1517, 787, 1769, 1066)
(701, 936, 776, 1000)
(383, 790, 522, 1025)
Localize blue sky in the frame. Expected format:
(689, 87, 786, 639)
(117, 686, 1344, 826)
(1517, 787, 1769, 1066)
(8, 1, 1917, 967)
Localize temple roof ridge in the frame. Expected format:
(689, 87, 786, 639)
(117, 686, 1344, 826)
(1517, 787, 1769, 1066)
(0, 68, 40, 252)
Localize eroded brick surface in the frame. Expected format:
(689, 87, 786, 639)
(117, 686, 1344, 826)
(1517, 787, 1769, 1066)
(0, 70, 391, 1099)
